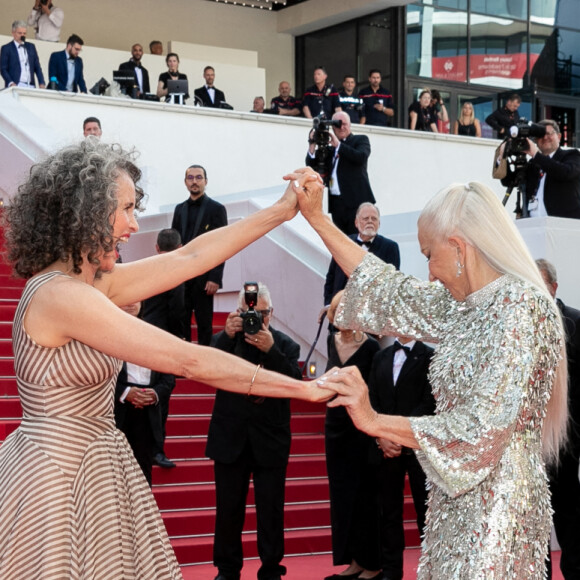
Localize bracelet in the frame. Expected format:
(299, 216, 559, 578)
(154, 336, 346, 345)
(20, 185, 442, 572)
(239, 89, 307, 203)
(248, 364, 261, 396)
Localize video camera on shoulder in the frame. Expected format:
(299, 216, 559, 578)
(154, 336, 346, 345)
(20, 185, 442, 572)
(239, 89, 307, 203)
(240, 282, 262, 335)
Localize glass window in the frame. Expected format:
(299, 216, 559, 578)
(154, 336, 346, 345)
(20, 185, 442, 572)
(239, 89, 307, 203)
(300, 22, 357, 97)
(555, 0, 580, 31)
(471, 0, 526, 21)
(406, 5, 468, 82)
(530, 26, 580, 96)
(358, 11, 393, 88)
(530, 0, 556, 25)
(470, 14, 528, 88)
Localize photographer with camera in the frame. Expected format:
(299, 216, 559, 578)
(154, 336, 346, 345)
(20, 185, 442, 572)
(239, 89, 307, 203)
(306, 111, 376, 235)
(206, 282, 302, 580)
(28, 0, 64, 42)
(522, 119, 580, 218)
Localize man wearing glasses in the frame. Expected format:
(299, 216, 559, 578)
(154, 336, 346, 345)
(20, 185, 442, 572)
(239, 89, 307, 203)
(206, 282, 302, 580)
(523, 119, 580, 218)
(171, 164, 227, 344)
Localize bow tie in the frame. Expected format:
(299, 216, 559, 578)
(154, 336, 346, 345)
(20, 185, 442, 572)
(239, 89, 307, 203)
(356, 239, 371, 249)
(393, 342, 410, 355)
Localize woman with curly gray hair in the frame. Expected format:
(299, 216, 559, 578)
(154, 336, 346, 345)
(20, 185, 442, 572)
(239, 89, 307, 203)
(0, 140, 330, 579)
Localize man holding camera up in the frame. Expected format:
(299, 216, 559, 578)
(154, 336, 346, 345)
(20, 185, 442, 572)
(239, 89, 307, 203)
(28, 0, 64, 42)
(306, 111, 376, 235)
(523, 119, 580, 218)
(206, 282, 302, 580)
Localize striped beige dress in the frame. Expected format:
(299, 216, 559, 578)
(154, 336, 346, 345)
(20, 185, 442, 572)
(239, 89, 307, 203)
(0, 271, 183, 579)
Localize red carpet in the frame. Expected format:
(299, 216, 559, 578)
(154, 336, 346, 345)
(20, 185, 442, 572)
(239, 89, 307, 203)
(183, 550, 564, 579)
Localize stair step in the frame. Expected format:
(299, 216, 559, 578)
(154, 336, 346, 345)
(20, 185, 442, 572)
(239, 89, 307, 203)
(165, 414, 325, 437)
(153, 478, 331, 511)
(0, 378, 18, 396)
(152, 455, 327, 485)
(170, 528, 333, 565)
(163, 502, 332, 537)
(163, 432, 325, 459)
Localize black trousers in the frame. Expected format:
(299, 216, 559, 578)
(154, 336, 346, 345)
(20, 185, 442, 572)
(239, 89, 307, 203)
(548, 446, 580, 579)
(184, 278, 214, 346)
(151, 374, 176, 457)
(117, 405, 156, 487)
(378, 452, 429, 580)
(213, 444, 288, 580)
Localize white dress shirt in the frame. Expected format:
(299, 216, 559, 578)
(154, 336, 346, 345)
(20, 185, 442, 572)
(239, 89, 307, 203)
(27, 6, 64, 42)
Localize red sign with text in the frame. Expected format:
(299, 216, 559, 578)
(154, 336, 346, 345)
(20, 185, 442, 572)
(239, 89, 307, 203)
(431, 53, 539, 82)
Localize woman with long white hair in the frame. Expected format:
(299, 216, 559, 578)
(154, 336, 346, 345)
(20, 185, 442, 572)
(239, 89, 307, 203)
(291, 172, 567, 579)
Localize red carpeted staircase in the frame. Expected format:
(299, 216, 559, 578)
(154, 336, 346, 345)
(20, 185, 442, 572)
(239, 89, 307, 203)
(0, 263, 422, 568)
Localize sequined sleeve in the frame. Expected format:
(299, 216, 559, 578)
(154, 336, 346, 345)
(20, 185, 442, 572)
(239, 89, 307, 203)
(409, 288, 562, 498)
(335, 253, 452, 342)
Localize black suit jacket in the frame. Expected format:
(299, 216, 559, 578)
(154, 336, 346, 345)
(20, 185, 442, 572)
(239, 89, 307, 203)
(306, 133, 376, 213)
(194, 85, 226, 108)
(323, 233, 400, 305)
(368, 341, 435, 418)
(48, 49, 87, 93)
(171, 195, 228, 287)
(205, 327, 302, 467)
(142, 283, 187, 339)
(113, 363, 173, 434)
(524, 147, 580, 218)
(118, 59, 150, 95)
(558, 299, 580, 448)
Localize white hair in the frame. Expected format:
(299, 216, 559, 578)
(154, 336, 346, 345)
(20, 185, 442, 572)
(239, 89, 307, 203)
(418, 181, 568, 463)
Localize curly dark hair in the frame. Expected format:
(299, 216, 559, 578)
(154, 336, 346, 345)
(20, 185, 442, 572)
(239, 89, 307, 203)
(2, 139, 145, 279)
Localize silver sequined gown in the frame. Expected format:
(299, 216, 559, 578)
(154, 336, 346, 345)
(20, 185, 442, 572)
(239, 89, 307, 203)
(335, 254, 562, 580)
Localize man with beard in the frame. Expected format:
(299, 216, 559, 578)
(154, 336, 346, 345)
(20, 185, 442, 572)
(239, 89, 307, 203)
(119, 43, 150, 98)
(171, 164, 227, 345)
(48, 33, 87, 93)
(319, 202, 400, 323)
(359, 69, 394, 127)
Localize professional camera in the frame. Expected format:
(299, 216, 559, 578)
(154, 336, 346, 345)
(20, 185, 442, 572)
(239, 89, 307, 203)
(240, 282, 262, 335)
(504, 119, 546, 156)
(309, 116, 343, 181)
(496, 119, 547, 215)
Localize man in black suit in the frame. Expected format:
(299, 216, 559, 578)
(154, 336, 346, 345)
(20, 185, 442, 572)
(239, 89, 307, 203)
(369, 337, 435, 580)
(194, 65, 226, 108)
(141, 228, 187, 469)
(171, 164, 227, 345)
(523, 119, 580, 218)
(320, 202, 400, 322)
(1, 20, 45, 88)
(48, 33, 87, 93)
(536, 259, 580, 580)
(306, 111, 376, 234)
(119, 43, 150, 98)
(206, 282, 302, 580)
(114, 303, 174, 486)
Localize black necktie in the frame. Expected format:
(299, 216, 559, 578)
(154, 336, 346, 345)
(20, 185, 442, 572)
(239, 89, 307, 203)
(393, 342, 410, 355)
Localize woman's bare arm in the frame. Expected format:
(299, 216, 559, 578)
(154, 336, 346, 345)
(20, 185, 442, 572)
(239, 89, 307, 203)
(96, 181, 299, 306)
(24, 277, 331, 402)
(287, 169, 366, 280)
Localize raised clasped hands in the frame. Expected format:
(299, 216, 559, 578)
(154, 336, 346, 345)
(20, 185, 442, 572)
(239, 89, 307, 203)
(316, 365, 379, 435)
(282, 167, 325, 224)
